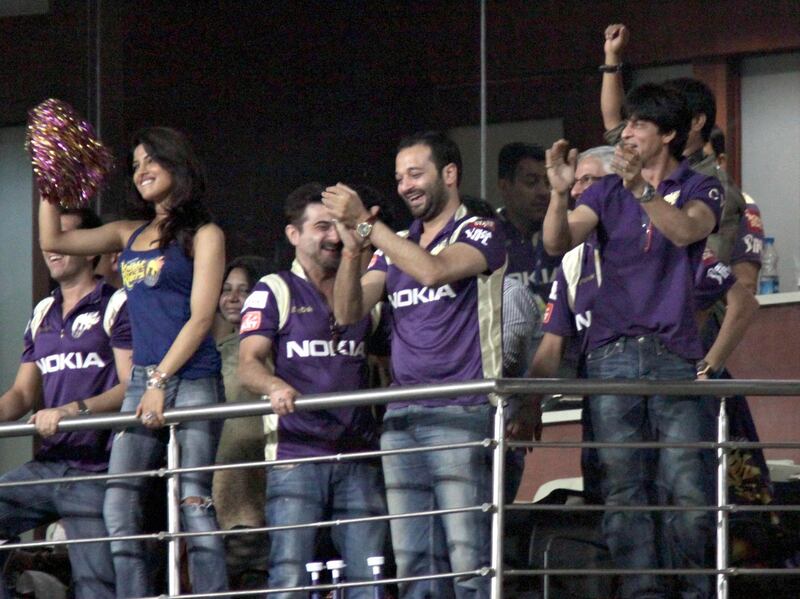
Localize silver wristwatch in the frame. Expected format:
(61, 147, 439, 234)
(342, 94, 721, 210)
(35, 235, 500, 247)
(356, 219, 375, 240)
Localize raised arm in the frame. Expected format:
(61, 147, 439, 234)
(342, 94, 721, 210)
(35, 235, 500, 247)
(38, 199, 138, 255)
(238, 335, 298, 416)
(543, 140, 598, 254)
(136, 223, 225, 427)
(30, 347, 132, 437)
(699, 280, 759, 377)
(601, 23, 629, 133)
(331, 221, 387, 325)
(323, 184, 490, 288)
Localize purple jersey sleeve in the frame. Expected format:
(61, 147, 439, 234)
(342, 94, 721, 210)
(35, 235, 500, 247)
(239, 281, 280, 340)
(366, 248, 388, 274)
(541, 270, 576, 338)
(694, 249, 736, 311)
(681, 174, 724, 232)
(731, 199, 764, 265)
(21, 321, 35, 363)
(109, 296, 132, 350)
(454, 217, 506, 272)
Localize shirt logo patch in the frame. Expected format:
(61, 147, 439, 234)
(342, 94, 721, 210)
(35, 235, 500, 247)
(72, 311, 100, 338)
(37, 351, 106, 373)
(121, 256, 165, 290)
(463, 227, 493, 246)
(286, 340, 365, 358)
(663, 191, 680, 205)
(706, 263, 731, 285)
(543, 302, 553, 324)
(240, 311, 262, 333)
(368, 251, 381, 269)
(244, 290, 269, 310)
(388, 284, 456, 308)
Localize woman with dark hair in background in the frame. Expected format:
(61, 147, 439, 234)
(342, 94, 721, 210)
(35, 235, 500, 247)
(39, 126, 229, 598)
(214, 255, 272, 590)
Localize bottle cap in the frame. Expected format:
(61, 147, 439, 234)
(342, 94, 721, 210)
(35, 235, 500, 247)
(306, 561, 325, 573)
(367, 556, 385, 567)
(326, 559, 346, 571)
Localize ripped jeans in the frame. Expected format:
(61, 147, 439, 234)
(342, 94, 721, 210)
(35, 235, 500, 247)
(103, 366, 228, 598)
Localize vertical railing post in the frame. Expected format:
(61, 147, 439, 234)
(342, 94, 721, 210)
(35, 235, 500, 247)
(167, 424, 181, 597)
(716, 397, 729, 599)
(490, 398, 506, 599)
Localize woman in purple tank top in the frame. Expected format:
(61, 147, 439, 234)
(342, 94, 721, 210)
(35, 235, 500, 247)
(39, 127, 229, 598)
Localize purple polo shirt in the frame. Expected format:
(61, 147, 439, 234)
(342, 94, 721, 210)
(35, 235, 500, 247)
(239, 260, 380, 459)
(542, 239, 600, 355)
(542, 241, 734, 363)
(367, 204, 506, 408)
(22, 279, 131, 472)
(730, 195, 764, 266)
(496, 208, 562, 304)
(576, 163, 723, 359)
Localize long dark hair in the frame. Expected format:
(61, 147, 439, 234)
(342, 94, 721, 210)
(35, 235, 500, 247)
(128, 127, 211, 256)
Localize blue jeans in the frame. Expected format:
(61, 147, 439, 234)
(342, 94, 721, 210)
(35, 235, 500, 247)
(381, 403, 493, 599)
(586, 336, 715, 599)
(103, 366, 228, 598)
(266, 460, 387, 598)
(0, 460, 114, 599)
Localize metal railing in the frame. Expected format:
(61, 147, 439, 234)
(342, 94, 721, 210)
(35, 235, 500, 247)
(0, 377, 798, 598)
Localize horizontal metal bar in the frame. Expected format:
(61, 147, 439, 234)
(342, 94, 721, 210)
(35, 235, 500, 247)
(496, 377, 800, 397)
(161, 569, 488, 598)
(506, 567, 800, 576)
(508, 440, 800, 450)
(2, 377, 797, 440)
(506, 503, 800, 512)
(0, 503, 492, 554)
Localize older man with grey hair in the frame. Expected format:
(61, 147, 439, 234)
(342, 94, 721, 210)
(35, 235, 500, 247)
(571, 145, 615, 201)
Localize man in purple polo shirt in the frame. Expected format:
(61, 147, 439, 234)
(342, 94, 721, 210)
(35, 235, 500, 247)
(0, 208, 131, 599)
(238, 183, 386, 599)
(322, 131, 506, 599)
(496, 142, 562, 307)
(543, 83, 724, 599)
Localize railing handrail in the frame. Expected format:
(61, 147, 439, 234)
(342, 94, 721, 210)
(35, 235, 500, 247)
(1, 377, 797, 439)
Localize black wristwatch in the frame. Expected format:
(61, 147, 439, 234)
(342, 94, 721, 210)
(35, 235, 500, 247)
(76, 399, 91, 416)
(696, 360, 717, 378)
(636, 184, 656, 204)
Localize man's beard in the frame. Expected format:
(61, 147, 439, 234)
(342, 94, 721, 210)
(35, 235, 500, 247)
(416, 177, 449, 222)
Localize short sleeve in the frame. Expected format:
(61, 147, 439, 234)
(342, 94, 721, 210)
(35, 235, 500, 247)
(730, 200, 764, 266)
(21, 319, 35, 364)
(109, 301, 133, 349)
(683, 174, 724, 230)
(454, 217, 506, 272)
(239, 280, 280, 340)
(694, 254, 735, 311)
(366, 248, 388, 274)
(541, 271, 576, 338)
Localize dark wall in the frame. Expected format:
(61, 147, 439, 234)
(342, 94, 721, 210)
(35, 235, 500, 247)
(6, 0, 800, 269)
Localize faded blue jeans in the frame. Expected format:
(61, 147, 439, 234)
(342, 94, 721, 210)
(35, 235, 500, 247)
(586, 335, 715, 599)
(266, 460, 387, 598)
(0, 460, 114, 599)
(381, 403, 493, 599)
(103, 366, 228, 598)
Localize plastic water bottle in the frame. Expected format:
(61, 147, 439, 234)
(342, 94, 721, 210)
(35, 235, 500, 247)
(306, 561, 324, 599)
(327, 559, 347, 599)
(759, 237, 779, 294)
(367, 556, 386, 599)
